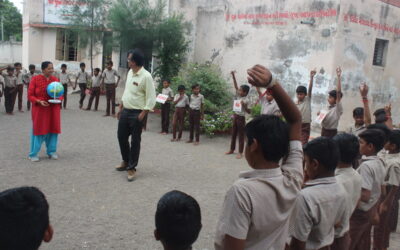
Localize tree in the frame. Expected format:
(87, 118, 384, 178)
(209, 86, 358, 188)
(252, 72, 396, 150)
(0, 0, 22, 41)
(61, 0, 111, 73)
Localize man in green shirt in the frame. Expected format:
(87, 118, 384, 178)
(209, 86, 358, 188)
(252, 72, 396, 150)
(115, 49, 156, 182)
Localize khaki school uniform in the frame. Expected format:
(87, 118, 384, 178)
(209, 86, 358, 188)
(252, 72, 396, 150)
(77, 71, 91, 107)
(349, 156, 386, 250)
(3, 75, 17, 114)
(321, 102, 343, 138)
(215, 141, 304, 250)
(230, 96, 248, 154)
(14, 71, 24, 111)
(160, 87, 174, 133)
(172, 94, 189, 140)
(291, 177, 348, 250)
(297, 97, 312, 144)
(102, 69, 120, 115)
(189, 94, 204, 142)
(86, 75, 102, 111)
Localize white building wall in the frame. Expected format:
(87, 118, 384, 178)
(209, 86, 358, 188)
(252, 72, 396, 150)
(0, 41, 22, 65)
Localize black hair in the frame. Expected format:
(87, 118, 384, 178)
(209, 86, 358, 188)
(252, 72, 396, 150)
(191, 84, 200, 90)
(329, 90, 343, 99)
(353, 107, 364, 117)
(80, 62, 86, 67)
(245, 115, 289, 162)
(6, 66, 14, 71)
(359, 129, 386, 153)
(61, 64, 67, 68)
(303, 137, 340, 172)
(0, 187, 49, 250)
(163, 79, 171, 84)
(41, 61, 52, 70)
(155, 190, 201, 250)
(178, 85, 186, 91)
(388, 130, 400, 151)
(29, 64, 35, 70)
(107, 61, 113, 66)
(94, 68, 100, 72)
(127, 49, 145, 67)
(240, 85, 250, 94)
(366, 123, 391, 143)
(14, 62, 22, 67)
(373, 108, 387, 123)
(333, 133, 360, 164)
(296, 86, 307, 94)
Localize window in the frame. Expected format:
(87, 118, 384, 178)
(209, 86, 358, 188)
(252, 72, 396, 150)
(56, 29, 78, 61)
(373, 38, 389, 67)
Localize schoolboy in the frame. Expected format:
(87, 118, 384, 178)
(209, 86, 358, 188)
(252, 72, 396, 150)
(3, 66, 17, 115)
(348, 84, 372, 136)
(85, 68, 102, 111)
(155, 190, 202, 250)
(349, 129, 386, 250)
(171, 85, 189, 142)
(296, 69, 316, 145)
(101, 61, 120, 117)
(331, 133, 363, 250)
(13, 62, 25, 112)
(225, 71, 250, 159)
(320, 67, 343, 138)
(58, 64, 71, 109)
(257, 87, 280, 116)
(373, 130, 400, 250)
(160, 79, 174, 134)
(290, 137, 348, 250)
(23, 64, 38, 111)
(74, 62, 91, 109)
(0, 69, 4, 104)
(215, 65, 303, 250)
(187, 84, 204, 145)
(0, 186, 53, 250)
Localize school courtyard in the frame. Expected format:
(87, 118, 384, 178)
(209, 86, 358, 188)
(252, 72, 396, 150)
(1, 93, 400, 250)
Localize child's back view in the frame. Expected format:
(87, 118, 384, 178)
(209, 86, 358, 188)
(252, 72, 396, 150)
(155, 190, 202, 250)
(215, 65, 303, 250)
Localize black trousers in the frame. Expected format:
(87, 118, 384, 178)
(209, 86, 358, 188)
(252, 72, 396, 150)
(4, 87, 16, 113)
(189, 109, 201, 142)
(79, 83, 87, 106)
(105, 84, 116, 115)
(161, 102, 171, 133)
(118, 109, 143, 170)
(62, 84, 68, 108)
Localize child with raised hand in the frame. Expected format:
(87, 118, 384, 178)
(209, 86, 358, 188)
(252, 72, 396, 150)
(331, 133, 363, 249)
(0, 186, 53, 250)
(296, 69, 316, 145)
(215, 65, 303, 250)
(321, 67, 343, 138)
(155, 190, 202, 250)
(290, 137, 348, 250)
(349, 129, 386, 250)
(171, 85, 189, 142)
(256, 86, 280, 116)
(225, 71, 250, 159)
(373, 130, 400, 250)
(348, 83, 372, 136)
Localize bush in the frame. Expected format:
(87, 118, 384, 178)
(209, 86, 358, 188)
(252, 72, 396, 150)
(202, 111, 233, 137)
(172, 63, 232, 113)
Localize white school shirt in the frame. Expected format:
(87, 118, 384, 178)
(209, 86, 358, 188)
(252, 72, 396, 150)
(296, 96, 312, 123)
(102, 69, 119, 84)
(382, 153, 400, 187)
(174, 94, 189, 108)
(189, 94, 204, 110)
(161, 87, 174, 102)
(23, 72, 38, 85)
(334, 167, 362, 237)
(356, 156, 386, 211)
(322, 102, 343, 129)
(77, 71, 90, 83)
(291, 177, 348, 250)
(58, 72, 71, 85)
(215, 141, 304, 250)
(92, 75, 102, 88)
(260, 97, 280, 116)
(347, 124, 367, 137)
(15, 71, 24, 85)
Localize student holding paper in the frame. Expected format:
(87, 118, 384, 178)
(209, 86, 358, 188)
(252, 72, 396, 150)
(159, 80, 174, 134)
(226, 71, 250, 159)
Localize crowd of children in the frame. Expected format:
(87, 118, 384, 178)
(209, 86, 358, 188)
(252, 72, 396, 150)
(1, 63, 399, 250)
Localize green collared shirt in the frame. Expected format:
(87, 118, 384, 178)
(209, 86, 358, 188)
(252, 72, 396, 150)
(121, 67, 156, 111)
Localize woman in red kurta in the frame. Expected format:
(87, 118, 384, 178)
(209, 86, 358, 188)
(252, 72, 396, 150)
(28, 61, 62, 162)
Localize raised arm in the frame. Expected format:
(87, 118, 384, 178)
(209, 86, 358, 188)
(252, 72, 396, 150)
(360, 83, 372, 126)
(247, 65, 302, 141)
(336, 67, 342, 103)
(385, 104, 393, 130)
(308, 69, 316, 98)
(231, 71, 239, 91)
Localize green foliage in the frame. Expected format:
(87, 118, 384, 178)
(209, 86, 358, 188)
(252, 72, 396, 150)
(202, 111, 233, 137)
(251, 104, 261, 117)
(172, 63, 232, 113)
(0, 0, 22, 41)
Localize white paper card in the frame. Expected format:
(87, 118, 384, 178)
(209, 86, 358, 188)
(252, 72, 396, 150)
(233, 100, 242, 112)
(315, 110, 328, 124)
(156, 94, 169, 104)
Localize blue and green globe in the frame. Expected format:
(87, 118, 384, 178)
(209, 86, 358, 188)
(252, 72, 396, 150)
(47, 82, 64, 99)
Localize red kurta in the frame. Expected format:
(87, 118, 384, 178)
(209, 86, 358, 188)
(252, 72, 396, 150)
(28, 74, 62, 136)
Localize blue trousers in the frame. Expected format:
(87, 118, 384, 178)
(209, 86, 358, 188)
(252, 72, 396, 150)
(29, 131, 58, 158)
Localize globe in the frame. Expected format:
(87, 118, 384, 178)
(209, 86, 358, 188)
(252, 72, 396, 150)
(47, 82, 64, 99)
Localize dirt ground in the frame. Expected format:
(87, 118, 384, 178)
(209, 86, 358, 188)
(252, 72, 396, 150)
(0, 93, 399, 250)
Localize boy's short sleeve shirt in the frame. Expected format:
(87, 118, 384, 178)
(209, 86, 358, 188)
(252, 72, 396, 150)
(92, 75, 102, 87)
(161, 87, 174, 100)
(356, 156, 386, 211)
(296, 97, 312, 123)
(215, 141, 304, 250)
(0, 74, 5, 85)
(77, 71, 90, 83)
(322, 102, 343, 129)
(189, 94, 204, 110)
(291, 177, 348, 249)
(347, 124, 367, 137)
(260, 98, 280, 116)
(58, 72, 70, 85)
(383, 153, 400, 186)
(174, 94, 189, 108)
(15, 72, 24, 85)
(4, 75, 17, 88)
(102, 69, 119, 84)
